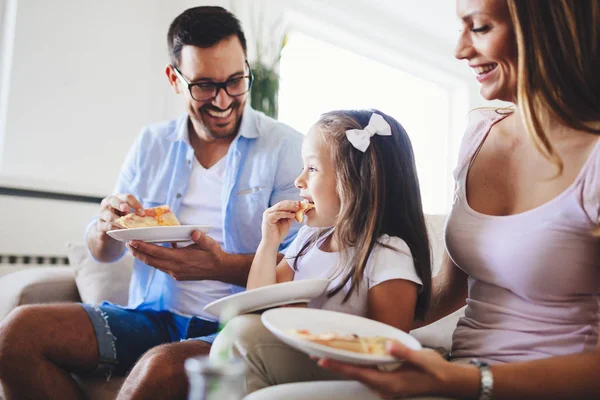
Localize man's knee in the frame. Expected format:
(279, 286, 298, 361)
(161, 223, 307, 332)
(134, 345, 178, 382)
(133, 341, 211, 382)
(0, 306, 45, 376)
(0, 305, 43, 351)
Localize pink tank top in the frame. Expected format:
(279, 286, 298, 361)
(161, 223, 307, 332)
(447, 110, 600, 364)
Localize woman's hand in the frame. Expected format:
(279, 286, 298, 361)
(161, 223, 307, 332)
(318, 341, 474, 399)
(261, 200, 300, 247)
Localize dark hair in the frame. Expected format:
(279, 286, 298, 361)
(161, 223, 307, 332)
(293, 109, 432, 320)
(167, 6, 247, 67)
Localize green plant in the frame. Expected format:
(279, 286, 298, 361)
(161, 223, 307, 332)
(250, 61, 280, 119)
(232, 0, 287, 119)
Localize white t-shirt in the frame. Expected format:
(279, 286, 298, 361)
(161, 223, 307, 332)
(285, 226, 422, 317)
(178, 156, 225, 244)
(170, 155, 233, 320)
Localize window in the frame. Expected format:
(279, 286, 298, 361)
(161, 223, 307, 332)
(278, 32, 452, 214)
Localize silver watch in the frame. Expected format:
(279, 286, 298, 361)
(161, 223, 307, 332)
(470, 359, 494, 400)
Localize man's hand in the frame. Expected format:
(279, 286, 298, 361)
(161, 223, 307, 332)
(95, 194, 145, 239)
(88, 193, 145, 262)
(128, 230, 225, 281)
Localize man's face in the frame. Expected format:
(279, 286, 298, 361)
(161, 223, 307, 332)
(169, 35, 248, 141)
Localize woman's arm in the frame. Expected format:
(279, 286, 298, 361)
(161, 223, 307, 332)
(368, 279, 418, 332)
(320, 343, 600, 400)
(413, 251, 468, 329)
(488, 351, 600, 399)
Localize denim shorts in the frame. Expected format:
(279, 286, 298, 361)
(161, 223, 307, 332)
(79, 302, 219, 377)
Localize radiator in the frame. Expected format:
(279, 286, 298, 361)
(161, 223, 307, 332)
(0, 254, 69, 267)
(0, 254, 70, 279)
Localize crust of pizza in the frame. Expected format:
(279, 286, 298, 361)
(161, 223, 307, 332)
(114, 205, 180, 228)
(288, 329, 394, 355)
(295, 201, 315, 223)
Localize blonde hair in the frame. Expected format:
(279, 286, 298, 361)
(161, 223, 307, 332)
(507, 0, 600, 174)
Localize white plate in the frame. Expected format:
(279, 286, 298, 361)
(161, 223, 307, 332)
(106, 225, 211, 244)
(203, 279, 330, 318)
(261, 308, 422, 365)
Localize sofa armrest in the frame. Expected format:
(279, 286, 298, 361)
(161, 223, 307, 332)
(0, 267, 80, 321)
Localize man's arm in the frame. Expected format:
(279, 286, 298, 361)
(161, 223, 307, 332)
(127, 232, 285, 287)
(87, 220, 125, 263)
(86, 131, 145, 263)
(212, 252, 254, 287)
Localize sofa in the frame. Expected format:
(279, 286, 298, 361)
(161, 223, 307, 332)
(0, 214, 463, 400)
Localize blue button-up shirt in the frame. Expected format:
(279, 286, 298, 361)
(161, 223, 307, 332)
(87, 106, 303, 317)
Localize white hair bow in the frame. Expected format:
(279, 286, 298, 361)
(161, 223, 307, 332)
(345, 113, 392, 152)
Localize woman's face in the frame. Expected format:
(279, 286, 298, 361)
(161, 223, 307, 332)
(454, 0, 518, 103)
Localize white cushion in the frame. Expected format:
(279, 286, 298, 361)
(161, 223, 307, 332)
(410, 306, 465, 350)
(425, 214, 446, 274)
(65, 242, 133, 306)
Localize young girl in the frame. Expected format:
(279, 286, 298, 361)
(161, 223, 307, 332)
(246, 109, 432, 331)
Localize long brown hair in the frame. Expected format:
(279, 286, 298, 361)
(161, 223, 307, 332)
(507, 0, 600, 173)
(292, 109, 432, 320)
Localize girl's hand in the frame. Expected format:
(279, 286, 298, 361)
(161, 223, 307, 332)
(261, 200, 300, 246)
(318, 341, 466, 399)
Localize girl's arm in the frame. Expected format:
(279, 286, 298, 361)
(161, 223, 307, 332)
(368, 251, 467, 332)
(275, 258, 295, 283)
(368, 279, 418, 332)
(413, 251, 468, 329)
(246, 200, 300, 289)
(247, 248, 295, 289)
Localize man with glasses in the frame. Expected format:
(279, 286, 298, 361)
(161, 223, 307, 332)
(0, 6, 302, 400)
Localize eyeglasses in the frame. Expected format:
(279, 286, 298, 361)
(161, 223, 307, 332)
(172, 61, 253, 102)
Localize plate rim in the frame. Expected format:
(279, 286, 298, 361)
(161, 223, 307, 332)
(107, 224, 212, 234)
(106, 224, 212, 243)
(261, 307, 421, 365)
(203, 279, 330, 317)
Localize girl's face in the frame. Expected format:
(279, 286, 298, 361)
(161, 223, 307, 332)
(294, 126, 341, 228)
(454, 0, 518, 103)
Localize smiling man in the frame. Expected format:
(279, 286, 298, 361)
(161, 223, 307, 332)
(0, 6, 302, 400)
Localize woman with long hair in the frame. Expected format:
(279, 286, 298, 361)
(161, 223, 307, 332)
(315, 1, 600, 399)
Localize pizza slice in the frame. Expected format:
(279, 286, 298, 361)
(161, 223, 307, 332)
(295, 200, 315, 223)
(114, 205, 180, 229)
(288, 329, 396, 356)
